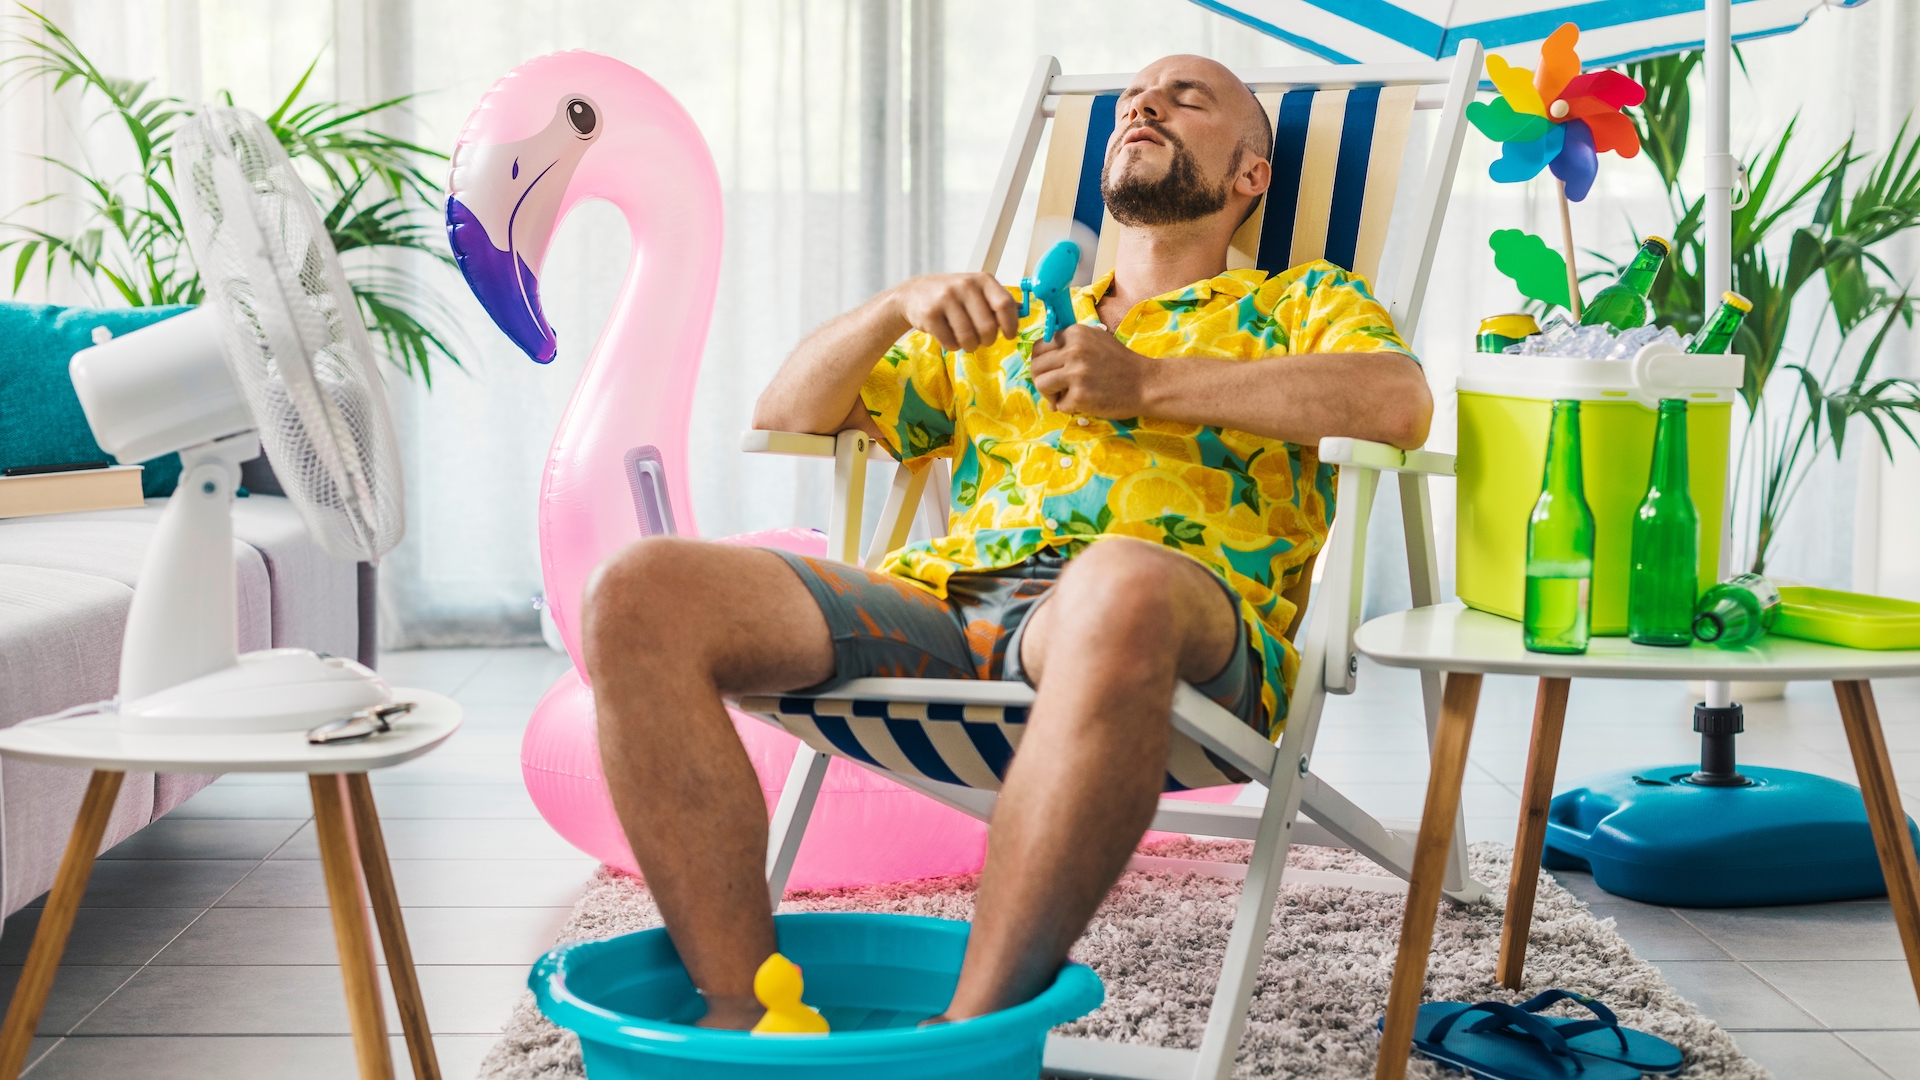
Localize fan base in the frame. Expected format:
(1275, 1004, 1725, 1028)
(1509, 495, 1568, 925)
(119, 649, 391, 734)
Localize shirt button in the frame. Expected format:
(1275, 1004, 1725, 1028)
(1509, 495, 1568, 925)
(1058, 456, 1073, 469)
(1076, 417, 1089, 427)
(1045, 518, 1059, 530)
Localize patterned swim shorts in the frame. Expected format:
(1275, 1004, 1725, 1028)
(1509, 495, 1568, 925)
(768, 545, 1268, 738)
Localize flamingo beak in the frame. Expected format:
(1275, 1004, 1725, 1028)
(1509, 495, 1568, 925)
(447, 95, 603, 364)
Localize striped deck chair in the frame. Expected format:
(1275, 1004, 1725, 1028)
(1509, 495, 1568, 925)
(738, 47, 1483, 1080)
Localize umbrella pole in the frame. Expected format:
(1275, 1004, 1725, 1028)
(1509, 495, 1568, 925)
(1706, 0, 1734, 707)
(1556, 181, 1582, 319)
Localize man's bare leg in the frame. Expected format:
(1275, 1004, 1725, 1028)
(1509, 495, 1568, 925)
(583, 538, 837, 1029)
(944, 539, 1242, 1018)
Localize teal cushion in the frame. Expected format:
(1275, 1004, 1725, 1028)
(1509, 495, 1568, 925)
(0, 301, 196, 497)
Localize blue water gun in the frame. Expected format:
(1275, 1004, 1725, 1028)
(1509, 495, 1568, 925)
(1019, 239, 1082, 342)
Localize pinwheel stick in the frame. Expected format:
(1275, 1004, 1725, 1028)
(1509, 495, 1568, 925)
(1557, 181, 1582, 319)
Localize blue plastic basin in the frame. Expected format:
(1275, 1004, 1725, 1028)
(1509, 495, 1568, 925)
(530, 912, 1104, 1079)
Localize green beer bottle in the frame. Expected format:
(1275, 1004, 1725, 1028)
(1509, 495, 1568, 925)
(1524, 400, 1596, 654)
(1686, 290, 1752, 354)
(1693, 573, 1782, 647)
(1579, 236, 1670, 332)
(1628, 400, 1699, 646)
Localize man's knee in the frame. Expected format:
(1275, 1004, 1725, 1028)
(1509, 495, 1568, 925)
(584, 536, 714, 655)
(1050, 540, 1189, 641)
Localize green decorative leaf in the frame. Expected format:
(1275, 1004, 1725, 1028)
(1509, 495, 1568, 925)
(1467, 97, 1552, 145)
(1488, 229, 1571, 310)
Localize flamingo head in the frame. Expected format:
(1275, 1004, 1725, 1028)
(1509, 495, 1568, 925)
(447, 59, 608, 364)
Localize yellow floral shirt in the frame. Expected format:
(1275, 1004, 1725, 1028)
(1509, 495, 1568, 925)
(861, 260, 1415, 728)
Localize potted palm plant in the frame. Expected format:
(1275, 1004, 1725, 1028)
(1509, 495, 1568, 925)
(1595, 53, 1920, 698)
(1616, 52, 1920, 579)
(0, 8, 459, 384)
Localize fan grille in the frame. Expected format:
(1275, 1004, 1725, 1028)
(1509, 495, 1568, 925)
(175, 108, 405, 563)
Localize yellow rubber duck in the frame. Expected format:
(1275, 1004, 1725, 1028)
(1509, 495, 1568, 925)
(750, 952, 830, 1035)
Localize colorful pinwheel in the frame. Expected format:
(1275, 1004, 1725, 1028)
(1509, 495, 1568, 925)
(1467, 23, 1647, 202)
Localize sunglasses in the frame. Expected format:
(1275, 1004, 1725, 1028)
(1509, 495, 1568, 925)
(307, 701, 416, 745)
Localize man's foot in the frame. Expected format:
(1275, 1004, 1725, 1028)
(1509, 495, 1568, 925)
(695, 995, 766, 1030)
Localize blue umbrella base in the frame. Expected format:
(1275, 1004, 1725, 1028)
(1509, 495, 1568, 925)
(1542, 765, 1920, 907)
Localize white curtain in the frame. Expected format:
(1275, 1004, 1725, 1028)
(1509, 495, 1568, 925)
(5, 1, 1915, 646)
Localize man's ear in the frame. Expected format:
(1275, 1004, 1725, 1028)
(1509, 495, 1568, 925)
(1236, 154, 1271, 199)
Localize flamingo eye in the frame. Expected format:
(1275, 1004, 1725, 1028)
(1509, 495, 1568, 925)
(567, 99, 597, 137)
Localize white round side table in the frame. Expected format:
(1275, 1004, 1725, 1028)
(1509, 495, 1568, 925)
(0, 689, 462, 1080)
(1354, 603, 1920, 1080)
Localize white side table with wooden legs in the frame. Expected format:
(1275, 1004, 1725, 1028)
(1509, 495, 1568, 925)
(0, 689, 462, 1080)
(1354, 603, 1920, 1080)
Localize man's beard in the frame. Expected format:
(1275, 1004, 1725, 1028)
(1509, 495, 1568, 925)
(1100, 122, 1232, 227)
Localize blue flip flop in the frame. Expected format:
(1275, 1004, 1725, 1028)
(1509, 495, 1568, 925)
(1490, 990, 1684, 1075)
(1386, 1001, 1643, 1080)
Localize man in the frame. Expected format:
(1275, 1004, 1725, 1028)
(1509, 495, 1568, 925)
(583, 54, 1431, 1028)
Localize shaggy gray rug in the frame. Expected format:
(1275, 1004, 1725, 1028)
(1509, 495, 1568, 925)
(477, 841, 1767, 1079)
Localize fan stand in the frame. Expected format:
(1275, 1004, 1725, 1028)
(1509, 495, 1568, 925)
(1542, 700, 1919, 907)
(115, 431, 390, 733)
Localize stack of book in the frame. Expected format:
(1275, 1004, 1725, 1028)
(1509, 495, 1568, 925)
(0, 462, 145, 518)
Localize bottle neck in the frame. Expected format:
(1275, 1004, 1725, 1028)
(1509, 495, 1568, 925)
(1650, 403, 1689, 491)
(1695, 598, 1748, 642)
(1694, 304, 1744, 353)
(1546, 402, 1583, 489)
(1620, 245, 1665, 296)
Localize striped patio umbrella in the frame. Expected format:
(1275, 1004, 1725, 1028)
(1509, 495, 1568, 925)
(1188, 0, 1871, 69)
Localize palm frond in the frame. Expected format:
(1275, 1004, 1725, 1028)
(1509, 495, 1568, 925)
(0, 11, 458, 382)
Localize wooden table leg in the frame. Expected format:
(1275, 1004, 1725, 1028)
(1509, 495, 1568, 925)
(1833, 681, 1920, 1007)
(312, 775, 395, 1080)
(1498, 676, 1571, 989)
(1376, 672, 1483, 1080)
(347, 773, 441, 1080)
(0, 770, 124, 1080)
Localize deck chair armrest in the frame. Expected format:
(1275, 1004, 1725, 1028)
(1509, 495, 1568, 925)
(1317, 437, 1454, 477)
(741, 429, 927, 565)
(741, 428, 893, 460)
(1313, 438, 1450, 695)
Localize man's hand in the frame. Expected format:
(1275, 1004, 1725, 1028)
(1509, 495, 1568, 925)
(892, 273, 1020, 353)
(1030, 324, 1155, 418)
(1033, 324, 1433, 447)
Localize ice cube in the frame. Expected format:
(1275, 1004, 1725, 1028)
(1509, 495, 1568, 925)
(1557, 324, 1615, 359)
(1604, 324, 1663, 360)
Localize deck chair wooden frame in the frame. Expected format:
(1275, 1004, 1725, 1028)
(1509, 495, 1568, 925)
(735, 47, 1484, 1080)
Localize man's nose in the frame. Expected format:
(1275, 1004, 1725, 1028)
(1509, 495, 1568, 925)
(1122, 89, 1167, 123)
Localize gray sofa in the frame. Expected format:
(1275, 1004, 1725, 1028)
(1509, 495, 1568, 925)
(0, 493, 360, 916)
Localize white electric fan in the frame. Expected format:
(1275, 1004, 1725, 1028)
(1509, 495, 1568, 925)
(66, 106, 406, 733)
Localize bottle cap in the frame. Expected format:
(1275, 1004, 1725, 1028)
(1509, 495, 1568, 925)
(1644, 235, 1670, 253)
(1722, 290, 1752, 313)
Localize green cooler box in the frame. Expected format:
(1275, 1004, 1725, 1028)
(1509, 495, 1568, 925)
(1455, 346, 1744, 635)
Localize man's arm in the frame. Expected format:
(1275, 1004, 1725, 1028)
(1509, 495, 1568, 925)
(752, 274, 1021, 436)
(1029, 325, 1433, 449)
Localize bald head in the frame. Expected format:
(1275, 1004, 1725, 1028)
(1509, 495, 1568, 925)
(1100, 55, 1274, 230)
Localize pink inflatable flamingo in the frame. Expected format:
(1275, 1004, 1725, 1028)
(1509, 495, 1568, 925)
(446, 51, 986, 888)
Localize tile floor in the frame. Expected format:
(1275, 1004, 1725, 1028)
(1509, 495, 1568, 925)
(0, 647, 1916, 1078)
